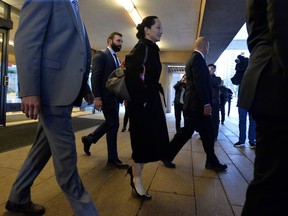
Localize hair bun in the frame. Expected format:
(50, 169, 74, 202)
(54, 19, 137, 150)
(136, 24, 142, 30)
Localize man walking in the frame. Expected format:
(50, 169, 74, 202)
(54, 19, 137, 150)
(168, 37, 227, 171)
(82, 32, 129, 169)
(5, 1, 99, 215)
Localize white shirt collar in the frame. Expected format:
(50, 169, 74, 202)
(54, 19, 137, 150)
(194, 49, 205, 59)
(107, 47, 116, 55)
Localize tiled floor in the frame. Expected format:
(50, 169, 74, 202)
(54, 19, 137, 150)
(0, 103, 255, 216)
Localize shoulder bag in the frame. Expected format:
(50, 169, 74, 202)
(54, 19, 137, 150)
(106, 46, 148, 101)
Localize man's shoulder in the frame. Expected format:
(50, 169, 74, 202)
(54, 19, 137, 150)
(93, 48, 110, 60)
(96, 48, 109, 55)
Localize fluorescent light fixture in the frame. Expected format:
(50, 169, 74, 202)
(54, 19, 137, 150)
(118, 0, 134, 11)
(117, 0, 142, 26)
(130, 8, 142, 25)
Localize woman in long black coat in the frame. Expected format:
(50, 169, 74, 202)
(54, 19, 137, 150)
(125, 16, 173, 200)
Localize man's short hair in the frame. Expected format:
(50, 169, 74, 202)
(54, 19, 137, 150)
(107, 32, 122, 43)
(207, 63, 216, 70)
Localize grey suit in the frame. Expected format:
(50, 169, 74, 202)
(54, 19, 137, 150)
(239, 0, 288, 215)
(8, 1, 99, 215)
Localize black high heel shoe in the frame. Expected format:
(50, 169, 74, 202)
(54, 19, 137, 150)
(125, 166, 152, 200)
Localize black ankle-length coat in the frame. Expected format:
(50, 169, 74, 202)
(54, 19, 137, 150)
(125, 38, 169, 163)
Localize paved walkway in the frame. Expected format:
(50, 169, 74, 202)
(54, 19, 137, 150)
(0, 103, 255, 216)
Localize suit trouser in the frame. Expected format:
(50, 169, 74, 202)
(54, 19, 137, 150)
(8, 105, 99, 216)
(211, 103, 220, 139)
(174, 103, 184, 132)
(227, 99, 231, 116)
(169, 110, 219, 164)
(86, 104, 119, 161)
(242, 117, 288, 216)
(220, 99, 227, 123)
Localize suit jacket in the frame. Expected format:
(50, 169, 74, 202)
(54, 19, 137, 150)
(210, 74, 221, 105)
(15, 0, 91, 106)
(183, 51, 211, 112)
(239, 0, 288, 118)
(173, 81, 185, 104)
(91, 48, 120, 106)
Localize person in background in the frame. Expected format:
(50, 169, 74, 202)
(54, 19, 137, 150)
(219, 84, 233, 124)
(168, 37, 227, 171)
(238, 1, 288, 215)
(121, 100, 129, 132)
(5, 1, 99, 215)
(232, 57, 256, 149)
(124, 16, 175, 200)
(173, 74, 186, 132)
(81, 32, 129, 169)
(227, 87, 233, 117)
(207, 63, 222, 140)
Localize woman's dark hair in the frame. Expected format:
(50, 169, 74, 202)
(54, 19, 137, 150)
(136, 16, 158, 39)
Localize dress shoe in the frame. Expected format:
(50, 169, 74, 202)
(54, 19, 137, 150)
(5, 200, 45, 215)
(107, 159, 129, 169)
(205, 162, 227, 171)
(81, 136, 92, 156)
(161, 159, 176, 168)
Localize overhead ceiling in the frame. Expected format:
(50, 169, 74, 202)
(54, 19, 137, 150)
(3, 0, 246, 64)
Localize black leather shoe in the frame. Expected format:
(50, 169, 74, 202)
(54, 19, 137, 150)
(205, 162, 227, 171)
(107, 159, 129, 169)
(82, 136, 92, 156)
(161, 159, 176, 168)
(5, 200, 45, 215)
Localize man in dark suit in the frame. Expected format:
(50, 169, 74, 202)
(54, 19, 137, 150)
(239, 1, 288, 215)
(5, 1, 99, 215)
(207, 63, 222, 140)
(168, 37, 227, 171)
(81, 32, 129, 169)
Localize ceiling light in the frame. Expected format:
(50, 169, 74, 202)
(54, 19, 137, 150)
(117, 0, 142, 26)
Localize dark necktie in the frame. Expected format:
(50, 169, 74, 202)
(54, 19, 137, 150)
(113, 53, 120, 67)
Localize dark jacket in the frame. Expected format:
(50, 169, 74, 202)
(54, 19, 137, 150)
(91, 48, 120, 107)
(239, 0, 288, 118)
(183, 51, 211, 112)
(210, 74, 222, 105)
(124, 38, 169, 163)
(220, 86, 233, 103)
(173, 81, 185, 104)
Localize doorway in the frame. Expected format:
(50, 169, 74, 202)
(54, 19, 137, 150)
(0, 28, 9, 127)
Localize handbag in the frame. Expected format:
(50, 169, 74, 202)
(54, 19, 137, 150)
(106, 45, 148, 101)
(106, 66, 131, 101)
